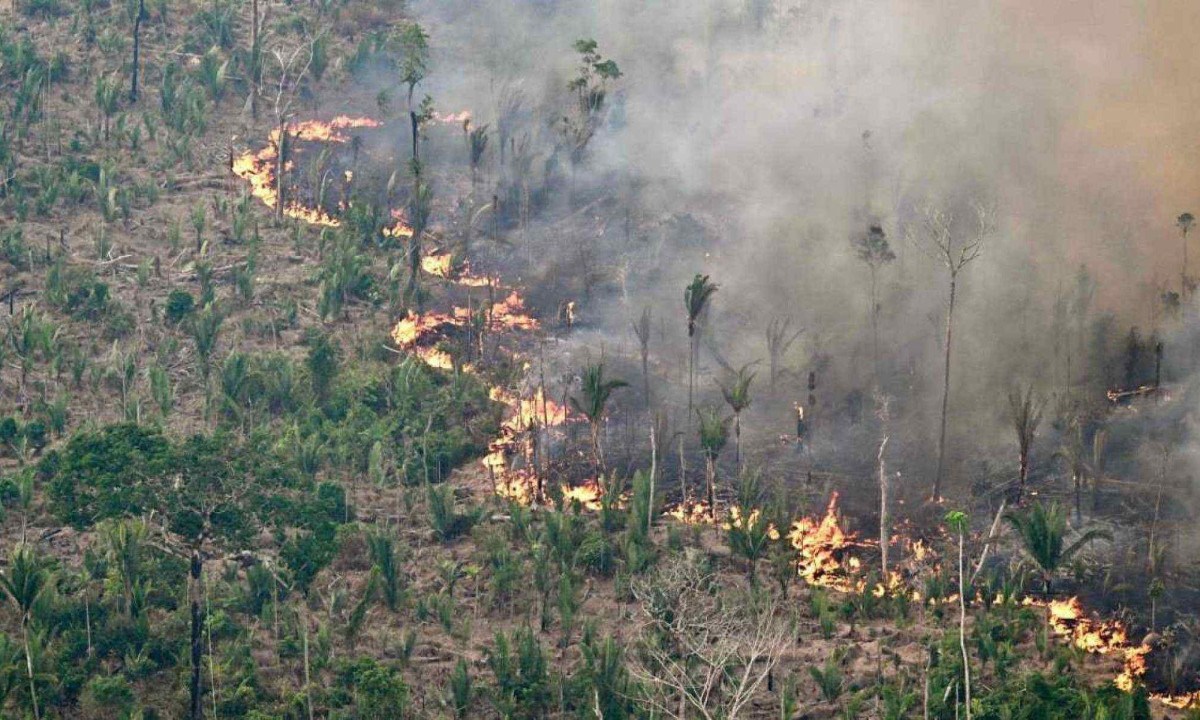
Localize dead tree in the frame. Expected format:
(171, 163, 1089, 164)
(909, 201, 995, 500)
(629, 554, 790, 719)
(268, 42, 315, 220)
(764, 317, 802, 395)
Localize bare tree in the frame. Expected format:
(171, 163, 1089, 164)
(909, 201, 995, 500)
(764, 317, 802, 394)
(268, 42, 315, 220)
(129, 0, 146, 101)
(629, 553, 791, 719)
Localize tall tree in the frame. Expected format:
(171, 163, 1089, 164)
(852, 224, 895, 380)
(909, 202, 995, 500)
(684, 275, 718, 418)
(569, 363, 628, 476)
(1006, 384, 1044, 504)
(696, 407, 730, 519)
(718, 363, 755, 472)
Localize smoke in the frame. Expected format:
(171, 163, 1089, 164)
(384, 0, 1200, 495)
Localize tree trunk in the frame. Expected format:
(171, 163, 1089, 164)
(274, 119, 287, 220)
(648, 423, 657, 533)
(870, 265, 880, 382)
(878, 435, 890, 580)
(734, 413, 742, 473)
(934, 273, 957, 500)
(687, 330, 696, 420)
(189, 552, 203, 720)
(705, 455, 716, 519)
(1016, 449, 1029, 504)
(22, 620, 39, 720)
(641, 350, 650, 409)
(958, 532, 971, 720)
(130, 0, 144, 102)
(303, 599, 314, 720)
(250, 0, 259, 119)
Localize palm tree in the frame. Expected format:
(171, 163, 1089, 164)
(684, 275, 718, 417)
(1177, 212, 1194, 297)
(0, 546, 50, 720)
(718, 363, 755, 472)
(696, 407, 730, 519)
(1004, 501, 1110, 595)
(1007, 385, 1044, 503)
(569, 363, 628, 475)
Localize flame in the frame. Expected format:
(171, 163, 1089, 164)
(723, 506, 781, 539)
(434, 110, 472, 124)
(232, 116, 380, 225)
(665, 502, 717, 525)
(562, 479, 606, 511)
(422, 252, 454, 278)
(787, 493, 864, 591)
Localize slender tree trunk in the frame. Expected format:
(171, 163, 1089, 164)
(934, 273, 957, 500)
(250, 0, 259, 119)
(870, 265, 880, 381)
(641, 349, 650, 409)
(958, 531, 971, 720)
(648, 423, 657, 532)
(189, 552, 203, 720)
(274, 119, 288, 220)
(303, 600, 314, 720)
(687, 330, 696, 420)
(705, 455, 715, 519)
(130, 0, 144, 102)
(1016, 449, 1029, 504)
(22, 620, 39, 720)
(879, 435, 890, 579)
(734, 413, 742, 473)
(970, 499, 1006, 584)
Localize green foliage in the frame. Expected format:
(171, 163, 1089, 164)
(427, 482, 480, 542)
(165, 289, 194, 324)
(487, 627, 550, 718)
(1005, 501, 1111, 593)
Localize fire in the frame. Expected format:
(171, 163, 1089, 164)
(665, 502, 717, 525)
(1022, 597, 1199, 707)
(422, 252, 454, 278)
(562, 479, 606, 511)
(434, 110, 472, 124)
(232, 116, 381, 225)
(723, 506, 781, 539)
(384, 209, 415, 239)
(787, 493, 863, 590)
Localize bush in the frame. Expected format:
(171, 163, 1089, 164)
(165, 289, 195, 324)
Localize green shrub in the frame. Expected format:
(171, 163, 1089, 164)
(165, 289, 194, 324)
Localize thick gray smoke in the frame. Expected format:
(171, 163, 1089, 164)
(394, 0, 1200, 499)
